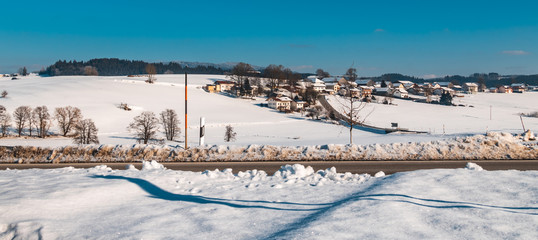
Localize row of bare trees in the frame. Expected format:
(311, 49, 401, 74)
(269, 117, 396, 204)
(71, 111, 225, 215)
(227, 62, 303, 96)
(127, 109, 181, 144)
(0, 105, 99, 144)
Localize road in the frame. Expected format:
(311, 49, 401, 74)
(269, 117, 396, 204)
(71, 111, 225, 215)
(1, 160, 537, 175)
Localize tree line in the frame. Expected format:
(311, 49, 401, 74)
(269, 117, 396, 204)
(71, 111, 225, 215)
(39, 58, 227, 76)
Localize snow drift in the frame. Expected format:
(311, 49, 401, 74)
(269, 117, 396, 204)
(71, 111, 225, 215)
(0, 132, 536, 163)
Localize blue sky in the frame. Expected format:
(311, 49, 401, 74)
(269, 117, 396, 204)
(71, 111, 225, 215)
(1, 0, 537, 77)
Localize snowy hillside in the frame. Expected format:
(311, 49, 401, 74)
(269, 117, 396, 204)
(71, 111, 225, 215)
(0, 162, 536, 239)
(0, 74, 536, 148)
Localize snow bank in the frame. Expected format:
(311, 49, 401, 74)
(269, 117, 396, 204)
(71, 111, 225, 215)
(141, 160, 165, 171)
(203, 164, 371, 187)
(465, 162, 484, 171)
(1, 163, 536, 239)
(0, 132, 536, 163)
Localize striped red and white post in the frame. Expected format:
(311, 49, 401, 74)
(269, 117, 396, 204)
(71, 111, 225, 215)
(185, 72, 188, 149)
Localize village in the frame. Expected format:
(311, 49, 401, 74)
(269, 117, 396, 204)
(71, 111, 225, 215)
(204, 70, 537, 116)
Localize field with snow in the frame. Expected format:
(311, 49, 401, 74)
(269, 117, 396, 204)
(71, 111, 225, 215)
(0, 162, 536, 239)
(0, 74, 536, 149)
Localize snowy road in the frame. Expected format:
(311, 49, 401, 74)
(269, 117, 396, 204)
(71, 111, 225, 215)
(1, 160, 537, 175)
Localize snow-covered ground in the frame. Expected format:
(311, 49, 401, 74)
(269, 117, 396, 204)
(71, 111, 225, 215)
(1, 74, 536, 148)
(0, 162, 536, 239)
(326, 92, 538, 135)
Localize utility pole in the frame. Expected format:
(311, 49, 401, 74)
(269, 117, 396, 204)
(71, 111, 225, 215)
(185, 72, 188, 149)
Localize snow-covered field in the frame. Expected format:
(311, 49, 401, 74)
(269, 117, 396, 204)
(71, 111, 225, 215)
(1, 74, 536, 148)
(326, 91, 538, 135)
(0, 162, 536, 239)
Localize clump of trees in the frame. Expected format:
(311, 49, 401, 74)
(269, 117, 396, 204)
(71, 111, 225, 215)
(5, 105, 99, 144)
(316, 68, 330, 79)
(18, 67, 28, 76)
(263, 64, 302, 93)
(228, 62, 255, 96)
(128, 109, 183, 144)
(39, 58, 227, 76)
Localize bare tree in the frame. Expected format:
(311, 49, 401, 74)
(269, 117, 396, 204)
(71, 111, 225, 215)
(128, 111, 159, 144)
(306, 105, 325, 120)
(28, 110, 37, 136)
(316, 68, 330, 79)
(55, 106, 82, 136)
(13, 106, 31, 137)
(73, 119, 99, 144)
(1, 90, 7, 98)
(18, 67, 28, 76)
(160, 109, 181, 141)
(224, 125, 236, 142)
(33, 106, 51, 138)
(228, 62, 254, 92)
(0, 106, 10, 137)
(336, 67, 371, 144)
(304, 87, 319, 105)
(84, 66, 98, 76)
(288, 72, 302, 89)
(264, 64, 284, 92)
(146, 64, 156, 83)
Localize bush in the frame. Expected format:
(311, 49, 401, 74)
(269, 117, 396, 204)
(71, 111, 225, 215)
(522, 112, 538, 118)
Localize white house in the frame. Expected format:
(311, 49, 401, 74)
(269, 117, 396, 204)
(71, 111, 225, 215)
(392, 89, 409, 98)
(267, 96, 293, 111)
(311, 78, 326, 92)
(291, 101, 306, 111)
(463, 83, 478, 94)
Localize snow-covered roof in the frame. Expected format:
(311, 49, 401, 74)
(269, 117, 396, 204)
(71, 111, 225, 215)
(398, 80, 414, 85)
(355, 79, 373, 85)
(215, 80, 235, 85)
(464, 82, 478, 87)
(435, 82, 451, 87)
(393, 88, 409, 93)
(375, 87, 390, 92)
(359, 86, 374, 90)
(511, 83, 526, 87)
(322, 77, 339, 83)
(267, 96, 292, 102)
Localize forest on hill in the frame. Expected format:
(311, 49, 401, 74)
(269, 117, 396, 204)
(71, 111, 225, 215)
(39, 58, 227, 76)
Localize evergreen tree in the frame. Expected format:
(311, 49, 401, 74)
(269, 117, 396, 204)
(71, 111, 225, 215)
(440, 90, 453, 105)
